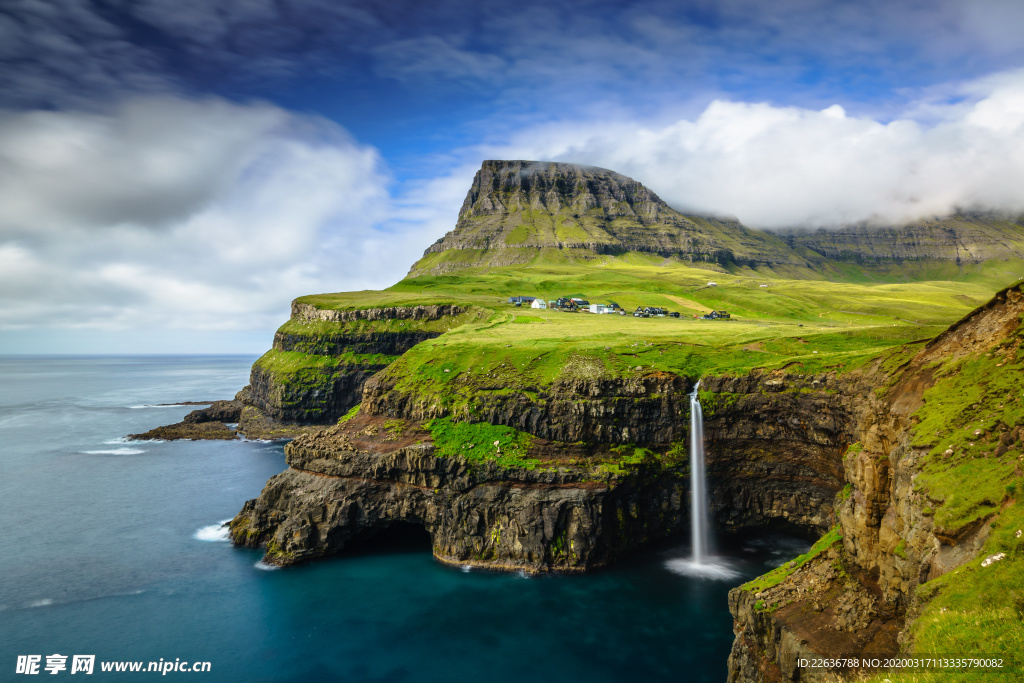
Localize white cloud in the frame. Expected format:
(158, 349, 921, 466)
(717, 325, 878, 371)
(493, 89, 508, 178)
(0, 96, 430, 345)
(469, 67, 1024, 228)
(9, 68, 1024, 353)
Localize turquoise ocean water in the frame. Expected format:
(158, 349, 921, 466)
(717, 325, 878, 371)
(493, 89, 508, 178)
(0, 356, 805, 682)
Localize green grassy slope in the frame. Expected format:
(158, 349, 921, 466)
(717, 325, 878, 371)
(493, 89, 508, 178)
(288, 255, 1021, 394)
(273, 256, 1019, 424)
(862, 307, 1024, 683)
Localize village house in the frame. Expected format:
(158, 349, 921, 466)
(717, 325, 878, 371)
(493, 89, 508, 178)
(531, 298, 548, 309)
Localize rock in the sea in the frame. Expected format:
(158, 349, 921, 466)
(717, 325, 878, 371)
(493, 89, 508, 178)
(128, 420, 237, 441)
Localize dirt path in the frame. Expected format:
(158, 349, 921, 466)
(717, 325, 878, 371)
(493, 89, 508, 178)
(664, 294, 711, 314)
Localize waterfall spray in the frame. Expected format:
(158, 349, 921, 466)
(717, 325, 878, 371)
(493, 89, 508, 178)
(689, 381, 710, 564)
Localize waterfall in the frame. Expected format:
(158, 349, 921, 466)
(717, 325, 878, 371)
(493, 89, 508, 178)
(664, 382, 739, 579)
(689, 381, 710, 564)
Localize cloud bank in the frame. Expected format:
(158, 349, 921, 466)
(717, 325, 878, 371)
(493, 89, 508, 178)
(479, 68, 1024, 228)
(0, 97, 434, 343)
(6, 68, 1024, 352)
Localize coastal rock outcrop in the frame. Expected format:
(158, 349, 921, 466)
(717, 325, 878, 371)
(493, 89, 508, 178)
(726, 283, 1024, 682)
(236, 304, 479, 436)
(231, 415, 687, 571)
(127, 398, 243, 441)
(233, 368, 857, 569)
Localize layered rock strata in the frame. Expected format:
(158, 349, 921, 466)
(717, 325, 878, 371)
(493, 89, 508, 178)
(231, 415, 687, 571)
(409, 160, 1024, 277)
(703, 371, 863, 536)
(362, 370, 695, 445)
(409, 160, 805, 275)
(726, 283, 1024, 682)
(775, 213, 1024, 265)
(233, 370, 856, 568)
(238, 304, 471, 435)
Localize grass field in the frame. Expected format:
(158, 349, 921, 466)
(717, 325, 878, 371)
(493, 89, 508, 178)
(302, 253, 1020, 325)
(289, 254, 1022, 395)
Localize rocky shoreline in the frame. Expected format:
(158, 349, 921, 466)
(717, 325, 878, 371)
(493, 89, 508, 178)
(127, 398, 244, 440)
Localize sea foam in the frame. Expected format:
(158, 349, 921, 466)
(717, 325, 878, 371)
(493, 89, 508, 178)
(82, 448, 146, 455)
(194, 519, 232, 542)
(254, 560, 281, 571)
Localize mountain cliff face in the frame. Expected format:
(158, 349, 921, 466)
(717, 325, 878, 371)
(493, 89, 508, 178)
(235, 304, 480, 438)
(409, 161, 1024, 278)
(774, 213, 1024, 266)
(409, 160, 805, 275)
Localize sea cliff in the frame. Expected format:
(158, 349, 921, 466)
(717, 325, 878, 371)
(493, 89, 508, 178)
(726, 283, 1024, 682)
(230, 367, 858, 570)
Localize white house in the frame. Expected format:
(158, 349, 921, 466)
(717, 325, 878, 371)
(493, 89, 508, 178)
(531, 298, 548, 309)
(589, 304, 609, 314)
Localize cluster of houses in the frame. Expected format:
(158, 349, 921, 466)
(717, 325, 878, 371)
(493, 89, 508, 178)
(507, 296, 731, 320)
(508, 296, 617, 313)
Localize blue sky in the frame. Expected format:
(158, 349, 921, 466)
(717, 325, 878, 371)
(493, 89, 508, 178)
(4, 0, 1024, 352)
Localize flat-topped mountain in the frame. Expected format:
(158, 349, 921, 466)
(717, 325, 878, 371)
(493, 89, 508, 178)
(410, 160, 1024, 278)
(409, 160, 805, 275)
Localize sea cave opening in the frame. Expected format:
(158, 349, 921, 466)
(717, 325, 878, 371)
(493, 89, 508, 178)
(342, 521, 434, 557)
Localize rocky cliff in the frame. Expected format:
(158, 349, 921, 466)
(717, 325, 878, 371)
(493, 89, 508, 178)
(773, 212, 1024, 266)
(726, 283, 1024, 682)
(236, 304, 477, 437)
(408, 160, 806, 275)
(229, 282, 1024, 681)
(231, 413, 687, 572)
(232, 364, 860, 569)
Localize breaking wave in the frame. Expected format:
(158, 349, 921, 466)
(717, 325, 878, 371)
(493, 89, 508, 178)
(194, 519, 232, 542)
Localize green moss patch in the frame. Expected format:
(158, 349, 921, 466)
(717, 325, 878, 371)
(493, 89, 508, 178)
(338, 404, 361, 424)
(255, 349, 342, 377)
(424, 417, 539, 470)
(741, 526, 843, 593)
(913, 341, 1024, 534)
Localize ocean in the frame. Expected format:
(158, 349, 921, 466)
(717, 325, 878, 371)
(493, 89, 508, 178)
(0, 356, 805, 682)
